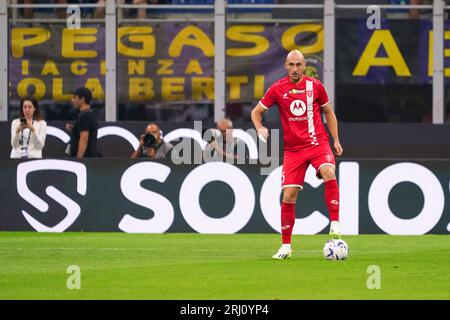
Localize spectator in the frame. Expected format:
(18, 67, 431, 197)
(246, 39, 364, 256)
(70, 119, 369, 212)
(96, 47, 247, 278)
(414, 0, 445, 20)
(93, 0, 106, 19)
(203, 118, 248, 163)
(65, 87, 99, 159)
(99, 0, 167, 20)
(146, 0, 168, 19)
(131, 123, 173, 159)
(409, 0, 421, 19)
(66, 0, 99, 18)
(97, 0, 144, 19)
(387, 0, 432, 20)
(22, 0, 67, 19)
(11, 97, 47, 159)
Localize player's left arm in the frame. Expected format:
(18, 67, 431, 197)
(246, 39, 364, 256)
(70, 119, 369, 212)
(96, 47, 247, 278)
(321, 103, 343, 156)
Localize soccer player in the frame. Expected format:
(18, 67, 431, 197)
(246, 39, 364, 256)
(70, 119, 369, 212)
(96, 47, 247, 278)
(251, 50, 343, 260)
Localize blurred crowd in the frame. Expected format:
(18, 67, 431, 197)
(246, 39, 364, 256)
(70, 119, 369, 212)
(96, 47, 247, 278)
(15, 1, 450, 21)
(17, 0, 279, 20)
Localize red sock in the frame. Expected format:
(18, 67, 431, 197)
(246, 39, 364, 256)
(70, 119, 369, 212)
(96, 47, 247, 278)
(324, 179, 339, 222)
(281, 202, 295, 244)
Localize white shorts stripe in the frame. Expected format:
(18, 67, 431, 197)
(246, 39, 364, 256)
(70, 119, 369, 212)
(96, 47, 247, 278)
(282, 184, 304, 190)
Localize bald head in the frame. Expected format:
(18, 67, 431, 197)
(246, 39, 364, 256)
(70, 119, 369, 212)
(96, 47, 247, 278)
(286, 50, 305, 62)
(285, 50, 306, 83)
(217, 118, 233, 129)
(217, 118, 233, 142)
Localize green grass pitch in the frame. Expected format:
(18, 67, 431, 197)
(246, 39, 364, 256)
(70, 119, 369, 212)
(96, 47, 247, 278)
(0, 232, 449, 299)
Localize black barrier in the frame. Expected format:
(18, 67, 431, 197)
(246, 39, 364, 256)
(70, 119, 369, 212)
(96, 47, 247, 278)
(0, 158, 449, 234)
(1, 121, 450, 159)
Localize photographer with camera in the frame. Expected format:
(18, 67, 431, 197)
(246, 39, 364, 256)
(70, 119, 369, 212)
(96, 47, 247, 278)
(10, 97, 47, 159)
(131, 123, 173, 160)
(203, 118, 248, 163)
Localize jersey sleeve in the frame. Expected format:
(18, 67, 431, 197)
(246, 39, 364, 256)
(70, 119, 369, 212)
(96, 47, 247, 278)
(259, 85, 277, 110)
(317, 80, 330, 107)
(78, 113, 91, 132)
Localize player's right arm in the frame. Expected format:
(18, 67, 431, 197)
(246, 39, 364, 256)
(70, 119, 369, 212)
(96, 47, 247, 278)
(252, 84, 277, 142)
(251, 103, 269, 142)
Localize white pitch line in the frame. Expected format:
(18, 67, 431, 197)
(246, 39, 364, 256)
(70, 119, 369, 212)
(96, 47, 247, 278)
(0, 247, 447, 254)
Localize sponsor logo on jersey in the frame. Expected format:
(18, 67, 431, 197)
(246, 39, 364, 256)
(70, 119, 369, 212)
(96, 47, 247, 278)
(289, 99, 306, 116)
(288, 116, 308, 121)
(289, 89, 305, 94)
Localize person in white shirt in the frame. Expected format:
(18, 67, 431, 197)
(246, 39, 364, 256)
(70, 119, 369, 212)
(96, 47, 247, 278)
(11, 97, 47, 159)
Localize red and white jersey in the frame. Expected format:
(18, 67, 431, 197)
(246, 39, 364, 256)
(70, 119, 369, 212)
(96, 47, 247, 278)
(259, 75, 330, 151)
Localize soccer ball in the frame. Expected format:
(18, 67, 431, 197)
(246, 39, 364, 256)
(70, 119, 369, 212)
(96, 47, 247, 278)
(323, 239, 349, 260)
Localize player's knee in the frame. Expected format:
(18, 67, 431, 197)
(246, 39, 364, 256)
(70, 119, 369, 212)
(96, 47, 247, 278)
(283, 194, 297, 203)
(282, 188, 299, 202)
(320, 166, 336, 180)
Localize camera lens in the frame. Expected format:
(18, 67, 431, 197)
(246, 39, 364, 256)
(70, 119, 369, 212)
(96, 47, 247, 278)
(143, 133, 156, 148)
